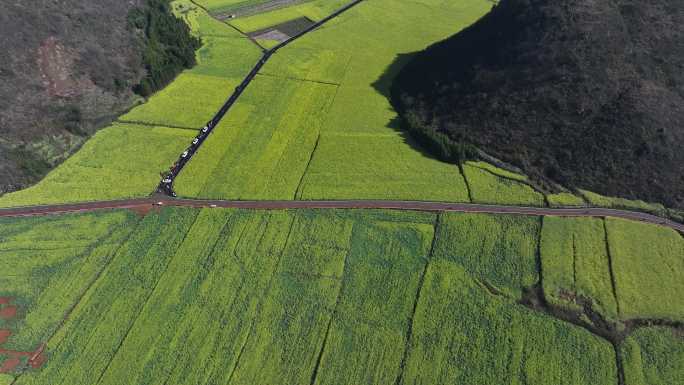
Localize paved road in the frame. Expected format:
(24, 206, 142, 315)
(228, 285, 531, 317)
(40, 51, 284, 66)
(1, 198, 682, 233)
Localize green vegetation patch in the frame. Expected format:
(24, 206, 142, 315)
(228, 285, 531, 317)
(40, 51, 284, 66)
(297, 133, 471, 201)
(433, 212, 540, 299)
(175, 76, 337, 199)
(314, 218, 434, 384)
(605, 218, 684, 321)
(14, 207, 199, 385)
(462, 162, 546, 206)
(174, 0, 244, 37)
(401, 259, 618, 384)
(548, 192, 587, 207)
(621, 327, 684, 385)
(540, 217, 619, 321)
(262, 46, 352, 84)
(580, 190, 668, 217)
(189, 35, 263, 78)
(119, 73, 240, 129)
(0, 211, 139, 354)
(0, 124, 194, 207)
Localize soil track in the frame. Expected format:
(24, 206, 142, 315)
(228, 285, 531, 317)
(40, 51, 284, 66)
(0, 198, 682, 233)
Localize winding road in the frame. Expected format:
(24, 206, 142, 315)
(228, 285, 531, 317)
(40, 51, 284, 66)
(1, 198, 682, 233)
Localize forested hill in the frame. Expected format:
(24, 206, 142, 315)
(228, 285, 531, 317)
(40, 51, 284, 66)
(0, 0, 199, 195)
(392, 0, 684, 209)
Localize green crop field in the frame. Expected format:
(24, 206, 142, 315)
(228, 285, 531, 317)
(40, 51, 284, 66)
(547, 192, 587, 207)
(175, 0, 490, 201)
(433, 212, 540, 299)
(175, 75, 338, 199)
(119, 73, 241, 129)
(462, 162, 546, 206)
(0, 211, 139, 354)
(621, 327, 684, 385)
(402, 259, 618, 385)
(2, 208, 681, 383)
(0, 124, 194, 207)
(580, 189, 668, 217)
(605, 218, 684, 321)
(540, 217, 619, 321)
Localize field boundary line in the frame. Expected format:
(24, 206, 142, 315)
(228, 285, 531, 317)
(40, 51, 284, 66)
(308, 221, 353, 385)
(393, 214, 439, 385)
(256, 72, 341, 86)
(92, 212, 200, 385)
(115, 120, 200, 132)
(293, 133, 320, 199)
(602, 219, 622, 318)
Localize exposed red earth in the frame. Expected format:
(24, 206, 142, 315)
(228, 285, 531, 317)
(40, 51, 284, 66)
(0, 300, 47, 373)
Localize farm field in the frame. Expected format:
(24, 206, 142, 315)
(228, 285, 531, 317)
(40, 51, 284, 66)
(0, 124, 195, 207)
(4, 209, 679, 383)
(605, 218, 684, 321)
(174, 75, 338, 199)
(621, 327, 684, 385)
(540, 217, 618, 321)
(176, 0, 492, 201)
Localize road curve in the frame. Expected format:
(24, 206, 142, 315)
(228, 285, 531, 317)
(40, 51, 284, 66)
(1, 198, 682, 233)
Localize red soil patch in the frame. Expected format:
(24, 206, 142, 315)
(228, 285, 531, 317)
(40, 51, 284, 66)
(0, 302, 48, 373)
(0, 298, 11, 305)
(128, 204, 157, 217)
(0, 306, 17, 320)
(0, 357, 21, 373)
(0, 330, 10, 345)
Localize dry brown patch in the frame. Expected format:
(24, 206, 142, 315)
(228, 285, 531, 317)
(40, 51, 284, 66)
(36, 36, 93, 98)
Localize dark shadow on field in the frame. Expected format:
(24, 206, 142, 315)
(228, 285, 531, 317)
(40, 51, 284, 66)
(371, 52, 443, 162)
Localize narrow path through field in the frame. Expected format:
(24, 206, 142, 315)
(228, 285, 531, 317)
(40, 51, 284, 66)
(1, 198, 682, 233)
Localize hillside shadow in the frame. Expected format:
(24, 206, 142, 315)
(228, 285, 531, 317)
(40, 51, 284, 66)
(371, 52, 444, 162)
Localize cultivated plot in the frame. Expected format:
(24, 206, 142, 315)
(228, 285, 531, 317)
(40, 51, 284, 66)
(540, 216, 619, 321)
(605, 218, 684, 321)
(621, 327, 684, 385)
(0, 124, 194, 207)
(2, 208, 681, 383)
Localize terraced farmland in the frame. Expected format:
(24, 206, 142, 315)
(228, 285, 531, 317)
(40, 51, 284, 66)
(1, 208, 681, 384)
